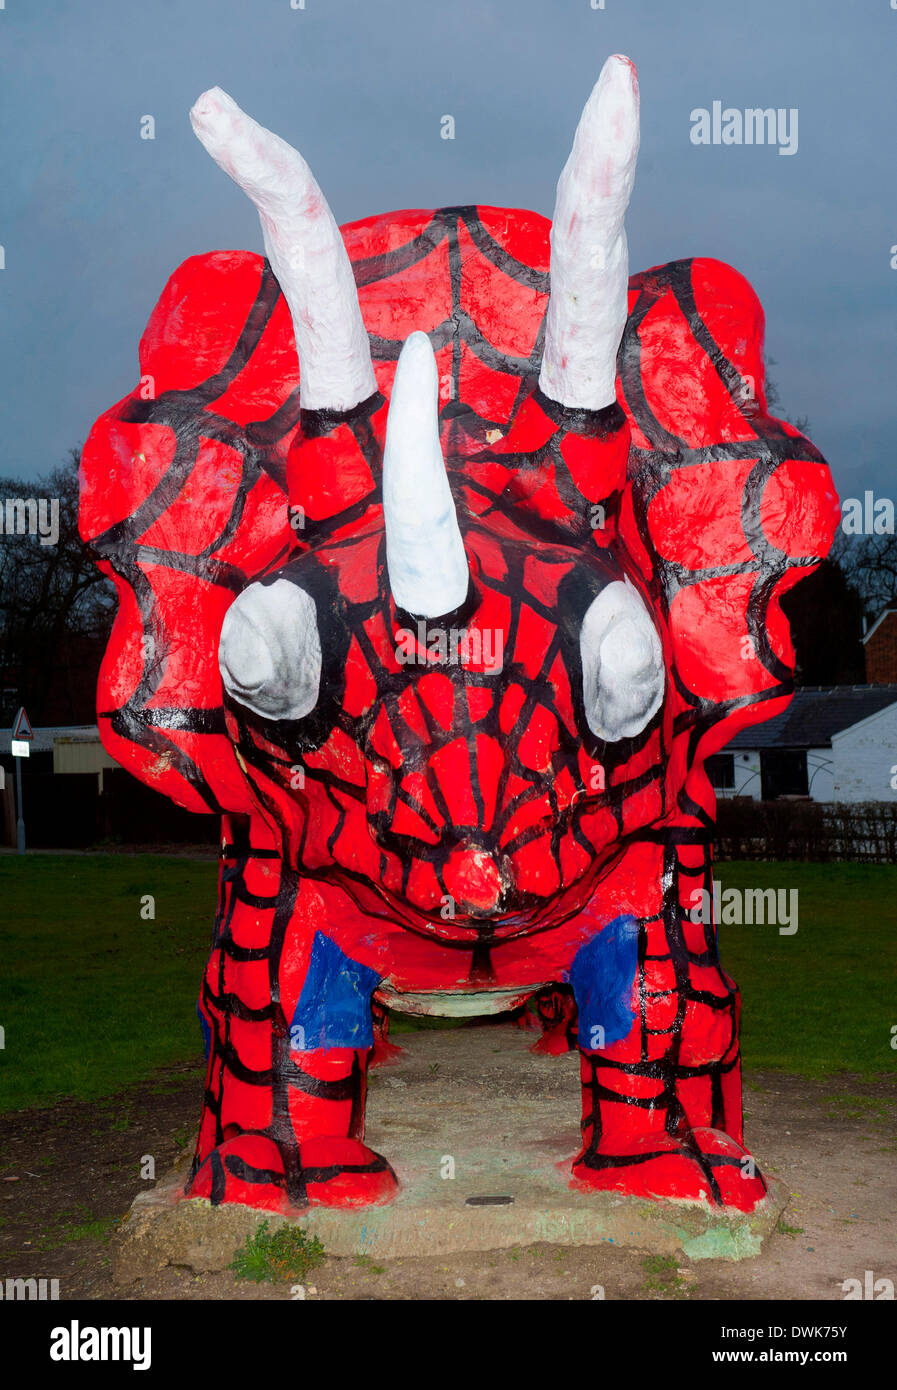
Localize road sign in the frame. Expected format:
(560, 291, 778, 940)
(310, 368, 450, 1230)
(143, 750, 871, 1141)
(12, 707, 33, 741)
(10, 706, 31, 854)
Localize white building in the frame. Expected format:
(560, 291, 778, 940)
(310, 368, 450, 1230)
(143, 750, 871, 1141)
(0, 723, 114, 773)
(0, 725, 118, 845)
(710, 685, 897, 803)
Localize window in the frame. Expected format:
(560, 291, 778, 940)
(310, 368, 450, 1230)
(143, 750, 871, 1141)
(760, 749, 809, 800)
(706, 754, 735, 790)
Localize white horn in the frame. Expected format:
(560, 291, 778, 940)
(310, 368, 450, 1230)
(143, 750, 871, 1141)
(219, 578, 321, 721)
(190, 87, 376, 412)
(539, 55, 639, 411)
(383, 333, 469, 618)
(580, 579, 664, 741)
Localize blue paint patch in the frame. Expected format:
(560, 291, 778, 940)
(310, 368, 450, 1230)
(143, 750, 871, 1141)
(197, 1002, 211, 1060)
(290, 932, 381, 1051)
(566, 914, 639, 1050)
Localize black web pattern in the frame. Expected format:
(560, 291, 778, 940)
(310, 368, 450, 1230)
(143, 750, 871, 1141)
(83, 211, 830, 1203)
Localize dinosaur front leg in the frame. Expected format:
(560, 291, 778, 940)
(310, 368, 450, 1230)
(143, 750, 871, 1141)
(187, 844, 398, 1211)
(529, 985, 578, 1055)
(568, 840, 767, 1211)
(370, 998, 404, 1067)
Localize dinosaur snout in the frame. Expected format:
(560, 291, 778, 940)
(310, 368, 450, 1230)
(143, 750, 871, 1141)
(442, 844, 506, 914)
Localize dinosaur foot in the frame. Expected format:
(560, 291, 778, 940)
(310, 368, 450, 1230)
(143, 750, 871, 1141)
(187, 1134, 291, 1213)
(369, 1036, 404, 1068)
(570, 1127, 768, 1212)
(529, 1027, 576, 1056)
(299, 1137, 399, 1207)
(187, 1134, 399, 1211)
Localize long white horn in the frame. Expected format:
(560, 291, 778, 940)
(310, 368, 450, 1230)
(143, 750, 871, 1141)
(190, 87, 376, 413)
(383, 333, 469, 618)
(539, 55, 639, 411)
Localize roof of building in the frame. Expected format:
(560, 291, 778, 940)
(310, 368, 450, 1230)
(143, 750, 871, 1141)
(0, 724, 100, 755)
(863, 606, 897, 644)
(726, 686, 897, 750)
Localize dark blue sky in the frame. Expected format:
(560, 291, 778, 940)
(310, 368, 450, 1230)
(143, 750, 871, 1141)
(1, 0, 895, 502)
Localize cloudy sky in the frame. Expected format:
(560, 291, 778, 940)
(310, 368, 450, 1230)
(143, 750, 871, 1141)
(1, 0, 894, 503)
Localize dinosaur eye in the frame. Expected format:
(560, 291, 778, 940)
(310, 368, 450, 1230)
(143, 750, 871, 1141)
(580, 579, 664, 741)
(219, 578, 322, 721)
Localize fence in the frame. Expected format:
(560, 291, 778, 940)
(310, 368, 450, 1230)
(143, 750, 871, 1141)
(1, 767, 218, 849)
(6, 761, 896, 861)
(714, 798, 897, 863)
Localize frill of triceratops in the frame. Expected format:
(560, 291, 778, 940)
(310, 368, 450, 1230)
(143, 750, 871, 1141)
(615, 255, 842, 821)
(471, 386, 631, 547)
(79, 250, 304, 817)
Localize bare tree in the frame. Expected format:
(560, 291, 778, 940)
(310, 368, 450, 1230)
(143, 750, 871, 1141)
(832, 529, 897, 622)
(0, 449, 115, 724)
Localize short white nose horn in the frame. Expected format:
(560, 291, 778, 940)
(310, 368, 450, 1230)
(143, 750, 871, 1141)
(382, 332, 470, 619)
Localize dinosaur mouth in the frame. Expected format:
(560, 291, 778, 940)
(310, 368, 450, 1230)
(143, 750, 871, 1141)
(323, 839, 623, 948)
(374, 983, 543, 1019)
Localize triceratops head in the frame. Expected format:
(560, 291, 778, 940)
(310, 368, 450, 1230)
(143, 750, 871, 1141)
(202, 60, 669, 927)
(80, 57, 839, 942)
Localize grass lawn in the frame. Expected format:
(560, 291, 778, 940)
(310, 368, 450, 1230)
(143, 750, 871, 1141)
(717, 860, 896, 1078)
(0, 855, 894, 1114)
(0, 854, 217, 1113)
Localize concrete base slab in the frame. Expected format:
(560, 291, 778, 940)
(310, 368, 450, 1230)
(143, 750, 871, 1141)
(111, 1024, 788, 1283)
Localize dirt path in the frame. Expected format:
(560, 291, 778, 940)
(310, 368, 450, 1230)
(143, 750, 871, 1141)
(1, 1058, 894, 1301)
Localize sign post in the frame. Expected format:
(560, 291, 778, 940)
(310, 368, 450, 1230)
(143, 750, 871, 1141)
(11, 707, 33, 855)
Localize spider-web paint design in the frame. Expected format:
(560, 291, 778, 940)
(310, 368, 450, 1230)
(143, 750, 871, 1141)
(80, 206, 839, 1210)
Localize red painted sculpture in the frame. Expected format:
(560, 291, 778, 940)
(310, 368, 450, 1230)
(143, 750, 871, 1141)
(80, 58, 840, 1213)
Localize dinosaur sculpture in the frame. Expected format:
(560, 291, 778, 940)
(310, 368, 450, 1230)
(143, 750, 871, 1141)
(80, 56, 840, 1212)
